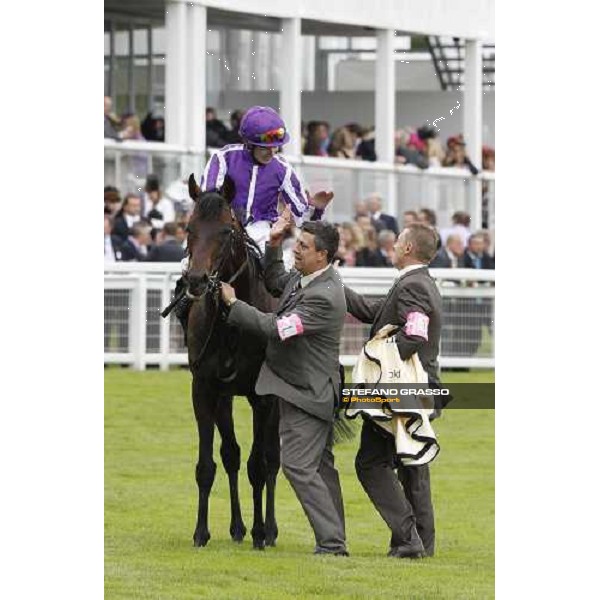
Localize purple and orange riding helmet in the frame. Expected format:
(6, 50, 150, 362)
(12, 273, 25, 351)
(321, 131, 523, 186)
(239, 106, 290, 147)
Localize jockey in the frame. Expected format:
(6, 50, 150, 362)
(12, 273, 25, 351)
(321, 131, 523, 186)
(199, 105, 333, 253)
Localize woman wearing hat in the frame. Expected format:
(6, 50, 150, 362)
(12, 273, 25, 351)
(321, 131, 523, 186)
(200, 106, 333, 253)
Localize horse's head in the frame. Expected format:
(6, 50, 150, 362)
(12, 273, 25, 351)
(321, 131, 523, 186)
(186, 174, 244, 296)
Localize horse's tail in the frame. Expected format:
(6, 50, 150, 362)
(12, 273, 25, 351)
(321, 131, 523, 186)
(332, 415, 359, 445)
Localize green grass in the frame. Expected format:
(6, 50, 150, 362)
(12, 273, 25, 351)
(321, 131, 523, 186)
(106, 369, 494, 599)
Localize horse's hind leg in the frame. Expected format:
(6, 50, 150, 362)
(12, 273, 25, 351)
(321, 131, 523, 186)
(247, 394, 267, 549)
(247, 394, 280, 549)
(192, 378, 217, 547)
(263, 397, 280, 547)
(215, 394, 247, 543)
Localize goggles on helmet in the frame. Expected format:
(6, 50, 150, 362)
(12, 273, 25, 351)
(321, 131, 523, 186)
(258, 127, 287, 144)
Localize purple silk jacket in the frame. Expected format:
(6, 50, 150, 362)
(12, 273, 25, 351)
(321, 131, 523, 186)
(200, 144, 323, 226)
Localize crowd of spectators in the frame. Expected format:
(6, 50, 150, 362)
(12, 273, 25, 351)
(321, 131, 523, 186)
(104, 175, 187, 264)
(105, 96, 494, 269)
(105, 173, 494, 272)
(105, 98, 495, 173)
(104, 96, 165, 142)
(333, 195, 495, 271)
(302, 120, 494, 173)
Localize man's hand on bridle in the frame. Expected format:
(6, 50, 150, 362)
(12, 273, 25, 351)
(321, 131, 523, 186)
(220, 282, 237, 307)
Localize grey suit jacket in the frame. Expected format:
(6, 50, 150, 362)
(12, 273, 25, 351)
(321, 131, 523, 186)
(227, 244, 346, 422)
(344, 265, 442, 385)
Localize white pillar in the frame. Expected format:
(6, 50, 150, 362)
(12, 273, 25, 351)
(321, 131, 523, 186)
(463, 39, 483, 229)
(375, 29, 396, 215)
(128, 25, 135, 112)
(303, 36, 316, 91)
(314, 37, 327, 91)
(254, 32, 270, 91)
(187, 3, 206, 150)
(147, 26, 154, 112)
(280, 17, 302, 157)
(165, 0, 187, 145)
(109, 21, 116, 103)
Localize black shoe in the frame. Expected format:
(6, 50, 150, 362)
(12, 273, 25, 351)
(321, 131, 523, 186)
(314, 547, 349, 557)
(387, 546, 424, 559)
(388, 528, 425, 559)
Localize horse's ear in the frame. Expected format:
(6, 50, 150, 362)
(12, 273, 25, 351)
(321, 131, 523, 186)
(188, 174, 201, 202)
(221, 174, 236, 205)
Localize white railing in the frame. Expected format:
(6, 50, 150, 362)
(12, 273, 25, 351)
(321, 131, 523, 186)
(104, 140, 495, 229)
(104, 263, 494, 371)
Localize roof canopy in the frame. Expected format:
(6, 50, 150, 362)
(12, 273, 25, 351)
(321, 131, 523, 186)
(105, 0, 494, 41)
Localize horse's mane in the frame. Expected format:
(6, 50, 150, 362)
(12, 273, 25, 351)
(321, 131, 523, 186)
(192, 190, 264, 280)
(195, 192, 227, 221)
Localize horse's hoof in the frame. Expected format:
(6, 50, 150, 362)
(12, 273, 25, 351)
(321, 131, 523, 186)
(193, 531, 211, 547)
(265, 526, 278, 547)
(230, 524, 247, 543)
(252, 539, 266, 550)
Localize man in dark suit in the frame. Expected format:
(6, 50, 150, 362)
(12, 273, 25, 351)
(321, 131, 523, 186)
(147, 222, 186, 262)
(344, 223, 443, 559)
(112, 194, 142, 242)
(463, 233, 494, 269)
(430, 234, 466, 268)
(120, 222, 152, 261)
(104, 215, 124, 263)
(366, 194, 399, 235)
(220, 214, 348, 556)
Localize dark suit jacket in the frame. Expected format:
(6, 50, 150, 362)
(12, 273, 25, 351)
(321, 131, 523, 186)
(227, 244, 347, 422)
(108, 235, 124, 261)
(345, 265, 442, 385)
(372, 213, 399, 236)
(146, 238, 186, 262)
(355, 248, 391, 267)
(429, 248, 466, 269)
(112, 213, 133, 242)
(119, 239, 147, 262)
(463, 251, 494, 270)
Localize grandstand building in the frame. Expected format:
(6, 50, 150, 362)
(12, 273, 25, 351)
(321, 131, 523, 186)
(104, 0, 495, 370)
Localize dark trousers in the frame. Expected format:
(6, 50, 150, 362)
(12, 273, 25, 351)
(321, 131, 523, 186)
(356, 418, 435, 555)
(278, 399, 346, 553)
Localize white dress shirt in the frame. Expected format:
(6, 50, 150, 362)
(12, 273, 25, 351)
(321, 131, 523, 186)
(300, 264, 331, 288)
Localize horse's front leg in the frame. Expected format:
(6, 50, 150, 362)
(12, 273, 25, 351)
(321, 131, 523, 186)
(215, 394, 247, 543)
(192, 379, 217, 547)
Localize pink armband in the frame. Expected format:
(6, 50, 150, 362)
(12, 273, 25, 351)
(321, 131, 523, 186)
(276, 314, 304, 341)
(404, 311, 429, 340)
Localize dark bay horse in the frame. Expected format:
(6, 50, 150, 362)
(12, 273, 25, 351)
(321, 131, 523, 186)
(183, 175, 280, 549)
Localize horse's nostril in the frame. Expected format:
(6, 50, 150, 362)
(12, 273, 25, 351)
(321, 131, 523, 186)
(188, 273, 208, 285)
(187, 273, 209, 295)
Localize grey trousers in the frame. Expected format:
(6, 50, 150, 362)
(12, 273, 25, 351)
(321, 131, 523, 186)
(278, 399, 347, 553)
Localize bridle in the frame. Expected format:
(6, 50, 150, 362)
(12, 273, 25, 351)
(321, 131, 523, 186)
(187, 216, 250, 369)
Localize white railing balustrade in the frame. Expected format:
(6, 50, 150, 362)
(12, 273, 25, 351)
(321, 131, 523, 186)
(104, 263, 494, 371)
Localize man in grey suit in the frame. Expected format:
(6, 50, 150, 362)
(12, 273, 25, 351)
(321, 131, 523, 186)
(220, 211, 348, 556)
(344, 223, 443, 559)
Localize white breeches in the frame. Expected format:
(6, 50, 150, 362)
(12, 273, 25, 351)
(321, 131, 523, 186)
(244, 220, 271, 255)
